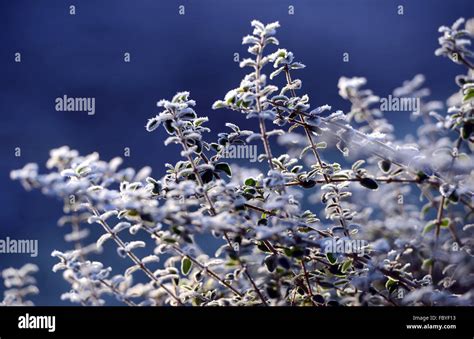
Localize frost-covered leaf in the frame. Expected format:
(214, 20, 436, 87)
(181, 257, 192, 276)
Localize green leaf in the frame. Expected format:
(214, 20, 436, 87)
(193, 117, 209, 127)
(212, 101, 226, 110)
(164, 120, 175, 135)
(215, 162, 232, 177)
(300, 180, 316, 189)
(423, 221, 436, 234)
(385, 277, 398, 293)
(422, 258, 434, 270)
(378, 159, 391, 173)
(318, 281, 333, 288)
(341, 259, 353, 273)
(76, 164, 91, 176)
(312, 294, 325, 304)
(284, 246, 305, 258)
(201, 169, 214, 183)
(181, 257, 192, 276)
(244, 177, 256, 186)
(257, 241, 272, 253)
(290, 165, 303, 173)
(244, 187, 256, 195)
(277, 256, 291, 270)
(461, 122, 473, 139)
(462, 88, 474, 102)
(421, 203, 432, 216)
(447, 191, 459, 203)
(359, 177, 379, 190)
(440, 218, 450, 228)
(264, 255, 277, 272)
(326, 253, 337, 265)
(416, 171, 429, 182)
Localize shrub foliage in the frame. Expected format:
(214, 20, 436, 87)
(5, 18, 474, 306)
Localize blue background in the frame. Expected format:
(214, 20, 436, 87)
(0, 0, 472, 305)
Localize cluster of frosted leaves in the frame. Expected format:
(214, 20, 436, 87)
(10, 144, 311, 305)
(9, 19, 474, 306)
(1, 264, 39, 306)
(50, 249, 161, 306)
(213, 19, 474, 305)
(435, 17, 474, 65)
(51, 250, 112, 306)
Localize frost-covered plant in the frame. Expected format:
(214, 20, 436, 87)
(1, 264, 39, 306)
(8, 19, 474, 306)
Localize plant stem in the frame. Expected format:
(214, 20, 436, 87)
(435, 196, 446, 240)
(286, 177, 423, 186)
(168, 242, 243, 297)
(99, 279, 137, 306)
(176, 126, 267, 305)
(300, 259, 317, 306)
(283, 67, 350, 237)
(255, 36, 275, 170)
(431, 195, 447, 278)
(87, 202, 183, 305)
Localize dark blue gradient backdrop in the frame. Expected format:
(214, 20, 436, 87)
(0, 0, 473, 304)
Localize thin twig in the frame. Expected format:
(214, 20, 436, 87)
(87, 202, 183, 305)
(176, 126, 267, 305)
